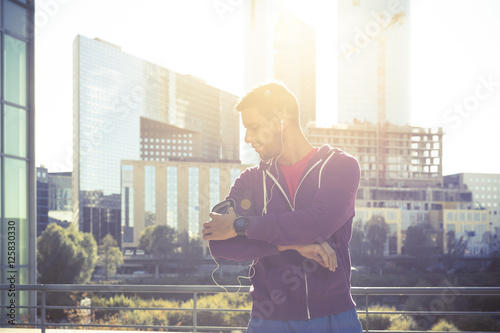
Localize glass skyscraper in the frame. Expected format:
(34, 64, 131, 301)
(73, 35, 239, 246)
(242, 0, 316, 164)
(1, 0, 36, 324)
(244, 0, 316, 128)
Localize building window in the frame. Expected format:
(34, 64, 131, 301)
(230, 168, 241, 186)
(166, 167, 178, 229)
(210, 168, 220, 210)
(145, 166, 156, 227)
(121, 165, 134, 243)
(5, 105, 27, 157)
(188, 167, 199, 236)
(5, 35, 28, 106)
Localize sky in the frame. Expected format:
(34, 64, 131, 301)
(35, 0, 500, 175)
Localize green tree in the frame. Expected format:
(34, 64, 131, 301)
(139, 225, 179, 257)
(177, 230, 204, 276)
(349, 219, 367, 265)
(37, 223, 97, 321)
(364, 215, 389, 257)
(404, 223, 439, 269)
(79, 231, 99, 283)
(178, 230, 203, 259)
(37, 223, 97, 284)
(97, 234, 124, 281)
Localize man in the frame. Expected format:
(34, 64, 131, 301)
(202, 82, 362, 332)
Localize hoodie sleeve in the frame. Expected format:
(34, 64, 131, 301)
(209, 167, 279, 261)
(245, 153, 361, 246)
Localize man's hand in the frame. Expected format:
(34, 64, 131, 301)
(202, 207, 238, 241)
(278, 242, 338, 272)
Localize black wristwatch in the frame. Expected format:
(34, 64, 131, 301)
(233, 217, 249, 237)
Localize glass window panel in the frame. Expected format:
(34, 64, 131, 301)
(166, 167, 178, 230)
(145, 165, 156, 227)
(230, 168, 240, 186)
(4, 105, 27, 157)
(188, 167, 199, 235)
(210, 168, 220, 210)
(18, 268, 30, 318)
(4, 1, 28, 37)
(4, 35, 28, 106)
(5, 158, 28, 266)
(121, 165, 134, 243)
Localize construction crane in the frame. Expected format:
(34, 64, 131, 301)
(376, 12, 405, 187)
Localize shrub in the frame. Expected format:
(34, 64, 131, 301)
(84, 292, 252, 330)
(430, 319, 459, 331)
(358, 305, 395, 330)
(389, 314, 418, 330)
(91, 294, 137, 320)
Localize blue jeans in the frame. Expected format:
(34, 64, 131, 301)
(247, 308, 362, 333)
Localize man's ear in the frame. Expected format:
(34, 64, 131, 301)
(270, 114, 282, 132)
(277, 107, 290, 125)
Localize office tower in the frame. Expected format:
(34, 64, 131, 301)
(0, 0, 36, 323)
(121, 160, 249, 247)
(73, 35, 239, 246)
(244, 0, 316, 128)
(48, 171, 72, 226)
(37, 167, 49, 236)
(444, 173, 500, 210)
(337, 0, 410, 126)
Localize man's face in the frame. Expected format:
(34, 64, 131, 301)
(241, 107, 282, 161)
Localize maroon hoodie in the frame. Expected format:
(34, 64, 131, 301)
(209, 145, 361, 321)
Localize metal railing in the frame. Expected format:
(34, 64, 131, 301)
(1, 284, 500, 332)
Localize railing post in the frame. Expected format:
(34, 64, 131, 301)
(41, 290, 46, 333)
(365, 292, 369, 333)
(193, 292, 198, 333)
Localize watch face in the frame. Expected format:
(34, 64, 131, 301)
(235, 218, 246, 229)
(234, 217, 248, 235)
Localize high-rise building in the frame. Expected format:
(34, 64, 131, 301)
(243, 0, 316, 128)
(304, 123, 492, 257)
(444, 173, 500, 255)
(120, 160, 250, 250)
(73, 35, 239, 246)
(0, 0, 36, 323)
(337, 0, 410, 126)
(305, 122, 443, 188)
(37, 167, 49, 236)
(444, 173, 500, 210)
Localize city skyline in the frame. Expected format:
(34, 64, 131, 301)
(35, 0, 500, 175)
(72, 35, 239, 242)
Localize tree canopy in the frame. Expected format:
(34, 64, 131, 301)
(349, 219, 367, 265)
(97, 234, 124, 280)
(364, 215, 389, 257)
(139, 225, 179, 257)
(37, 223, 97, 284)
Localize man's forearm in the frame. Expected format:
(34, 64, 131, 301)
(276, 244, 298, 252)
(210, 238, 279, 261)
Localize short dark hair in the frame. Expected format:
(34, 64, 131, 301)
(234, 81, 300, 125)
